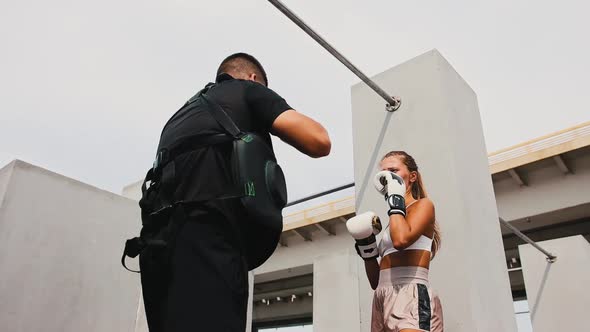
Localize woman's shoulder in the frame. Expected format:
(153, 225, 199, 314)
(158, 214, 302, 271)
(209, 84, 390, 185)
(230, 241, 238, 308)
(411, 197, 435, 211)
(409, 198, 436, 225)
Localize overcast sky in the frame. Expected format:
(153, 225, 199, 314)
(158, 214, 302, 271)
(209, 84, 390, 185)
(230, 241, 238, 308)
(1, 0, 588, 204)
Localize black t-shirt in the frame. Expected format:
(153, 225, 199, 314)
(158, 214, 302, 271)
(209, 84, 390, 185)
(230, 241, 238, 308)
(155, 74, 291, 247)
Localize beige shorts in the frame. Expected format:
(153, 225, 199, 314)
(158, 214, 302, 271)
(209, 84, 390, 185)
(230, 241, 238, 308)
(371, 267, 443, 332)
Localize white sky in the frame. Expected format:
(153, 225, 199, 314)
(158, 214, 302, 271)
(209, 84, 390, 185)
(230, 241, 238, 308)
(1, 0, 588, 203)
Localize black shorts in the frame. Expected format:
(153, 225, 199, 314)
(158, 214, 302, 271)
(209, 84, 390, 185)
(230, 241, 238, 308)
(140, 213, 248, 332)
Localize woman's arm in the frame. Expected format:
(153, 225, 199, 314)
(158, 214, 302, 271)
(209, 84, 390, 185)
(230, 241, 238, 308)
(345, 212, 382, 289)
(389, 198, 435, 250)
(364, 258, 380, 290)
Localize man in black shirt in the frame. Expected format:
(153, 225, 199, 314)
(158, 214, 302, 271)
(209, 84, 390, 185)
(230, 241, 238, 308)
(139, 53, 331, 332)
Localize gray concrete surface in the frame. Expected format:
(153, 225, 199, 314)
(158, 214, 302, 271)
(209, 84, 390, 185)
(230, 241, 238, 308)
(0, 160, 142, 332)
(313, 251, 361, 332)
(519, 235, 590, 332)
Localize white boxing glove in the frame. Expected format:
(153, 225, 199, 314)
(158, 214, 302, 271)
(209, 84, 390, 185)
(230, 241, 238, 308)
(346, 211, 382, 260)
(373, 171, 406, 216)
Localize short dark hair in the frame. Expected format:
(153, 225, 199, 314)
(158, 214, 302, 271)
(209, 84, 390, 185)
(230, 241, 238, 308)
(216, 52, 268, 86)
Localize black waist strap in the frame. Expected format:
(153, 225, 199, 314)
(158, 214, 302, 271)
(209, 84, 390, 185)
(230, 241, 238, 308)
(121, 191, 244, 273)
(153, 133, 234, 173)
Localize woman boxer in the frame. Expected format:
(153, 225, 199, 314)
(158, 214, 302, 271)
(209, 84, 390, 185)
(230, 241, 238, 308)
(347, 151, 443, 332)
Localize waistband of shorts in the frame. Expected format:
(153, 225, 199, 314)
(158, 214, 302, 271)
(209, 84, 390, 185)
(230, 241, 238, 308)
(378, 266, 429, 286)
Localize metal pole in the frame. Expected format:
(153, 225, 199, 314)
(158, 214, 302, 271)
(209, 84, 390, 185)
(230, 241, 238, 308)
(267, 0, 401, 112)
(285, 182, 354, 207)
(499, 218, 557, 263)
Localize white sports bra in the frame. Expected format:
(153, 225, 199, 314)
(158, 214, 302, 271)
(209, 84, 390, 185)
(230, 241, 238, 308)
(378, 200, 433, 257)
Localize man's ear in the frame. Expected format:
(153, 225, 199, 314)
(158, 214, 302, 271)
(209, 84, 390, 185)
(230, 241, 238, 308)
(249, 73, 266, 86)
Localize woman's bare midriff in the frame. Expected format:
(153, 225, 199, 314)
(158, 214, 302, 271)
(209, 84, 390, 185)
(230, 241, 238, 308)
(379, 250, 431, 270)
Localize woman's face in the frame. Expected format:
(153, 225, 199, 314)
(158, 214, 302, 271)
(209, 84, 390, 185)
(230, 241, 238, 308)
(379, 156, 416, 190)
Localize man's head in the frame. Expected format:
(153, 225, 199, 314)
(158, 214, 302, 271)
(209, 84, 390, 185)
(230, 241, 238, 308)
(216, 53, 268, 86)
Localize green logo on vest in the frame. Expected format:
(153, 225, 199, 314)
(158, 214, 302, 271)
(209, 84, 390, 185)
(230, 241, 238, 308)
(245, 181, 256, 196)
(241, 134, 253, 143)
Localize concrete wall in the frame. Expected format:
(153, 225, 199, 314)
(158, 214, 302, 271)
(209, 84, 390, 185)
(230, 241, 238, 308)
(519, 235, 590, 332)
(351, 50, 517, 331)
(247, 271, 254, 332)
(253, 224, 372, 331)
(0, 160, 142, 332)
(0, 161, 15, 208)
(134, 293, 148, 332)
(256, 223, 351, 275)
(122, 179, 142, 201)
(313, 251, 361, 332)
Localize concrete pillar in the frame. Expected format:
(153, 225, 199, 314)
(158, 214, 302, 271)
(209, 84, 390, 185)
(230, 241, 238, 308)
(519, 235, 590, 332)
(356, 257, 375, 332)
(134, 292, 148, 332)
(351, 50, 517, 331)
(0, 161, 141, 332)
(313, 251, 361, 332)
(246, 271, 254, 332)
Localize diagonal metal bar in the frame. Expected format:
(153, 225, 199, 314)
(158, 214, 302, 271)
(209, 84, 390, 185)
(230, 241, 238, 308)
(286, 182, 354, 207)
(499, 218, 556, 262)
(268, 0, 401, 111)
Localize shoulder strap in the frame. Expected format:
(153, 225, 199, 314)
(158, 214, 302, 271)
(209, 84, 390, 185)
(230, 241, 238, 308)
(201, 94, 244, 139)
(186, 82, 214, 104)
